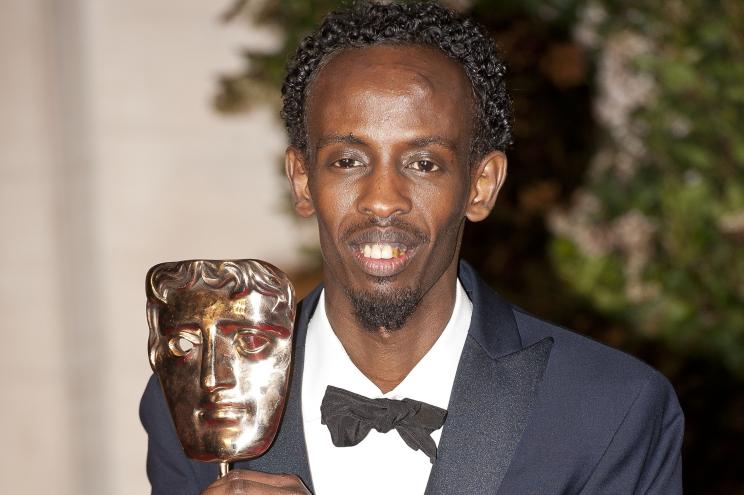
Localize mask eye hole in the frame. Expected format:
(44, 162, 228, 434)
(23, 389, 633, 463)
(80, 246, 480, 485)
(235, 331, 271, 356)
(168, 331, 200, 357)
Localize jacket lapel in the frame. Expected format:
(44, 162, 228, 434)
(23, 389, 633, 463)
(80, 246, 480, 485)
(244, 262, 551, 494)
(425, 262, 553, 494)
(239, 285, 322, 491)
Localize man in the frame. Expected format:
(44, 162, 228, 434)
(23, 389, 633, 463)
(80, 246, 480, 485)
(140, 2, 684, 494)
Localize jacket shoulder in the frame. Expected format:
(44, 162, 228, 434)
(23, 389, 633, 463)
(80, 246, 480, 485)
(512, 307, 665, 393)
(498, 309, 684, 493)
(140, 374, 217, 494)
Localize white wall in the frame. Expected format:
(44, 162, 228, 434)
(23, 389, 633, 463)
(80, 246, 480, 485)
(0, 1, 312, 493)
(0, 1, 73, 492)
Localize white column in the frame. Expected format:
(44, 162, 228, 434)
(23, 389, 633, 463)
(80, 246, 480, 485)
(1, 1, 311, 493)
(82, 1, 307, 493)
(0, 0, 85, 493)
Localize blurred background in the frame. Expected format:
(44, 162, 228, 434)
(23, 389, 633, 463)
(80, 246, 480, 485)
(1, 0, 742, 493)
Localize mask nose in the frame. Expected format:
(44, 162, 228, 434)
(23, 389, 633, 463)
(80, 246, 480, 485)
(200, 327, 237, 391)
(357, 162, 412, 219)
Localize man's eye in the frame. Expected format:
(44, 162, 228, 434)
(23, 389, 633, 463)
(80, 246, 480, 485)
(168, 332, 201, 357)
(409, 160, 439, 172)
(235, 331, 271, 355)
(333, 158, 363, 168)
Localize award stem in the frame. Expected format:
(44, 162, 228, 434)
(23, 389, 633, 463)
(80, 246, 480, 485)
(219, 461, 231, 478)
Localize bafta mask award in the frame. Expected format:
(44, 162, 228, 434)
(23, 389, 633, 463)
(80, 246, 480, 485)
(146, 259, 296, 477)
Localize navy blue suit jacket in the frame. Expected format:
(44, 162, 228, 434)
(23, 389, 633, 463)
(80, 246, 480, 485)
(140, 261, 684, 494)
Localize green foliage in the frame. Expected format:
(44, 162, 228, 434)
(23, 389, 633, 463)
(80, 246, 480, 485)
(550, 0, 744, 375)
(214, 0, 346, 114)
(214, 2, 744, 489)
(214, 0, 744, 376)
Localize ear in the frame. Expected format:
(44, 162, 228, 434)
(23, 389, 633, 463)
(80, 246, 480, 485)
(146, 303, 160, 372)
(285, 146, 315, 217)
(465, 151, 507, 222)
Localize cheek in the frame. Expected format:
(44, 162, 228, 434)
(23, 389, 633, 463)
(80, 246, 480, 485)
(161, 373, 200, 408)
(414, 181, 469, 231)
(311, 172, 358, 219)
(312, 186, 357, 258)
(236, 344, 291, 389)
(156, 347, 202, 390)
(158, 346, 196, 373)
(271, 340, 292, 370)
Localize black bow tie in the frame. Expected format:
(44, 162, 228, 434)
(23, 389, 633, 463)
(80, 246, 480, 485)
(320, 385, 448, 463)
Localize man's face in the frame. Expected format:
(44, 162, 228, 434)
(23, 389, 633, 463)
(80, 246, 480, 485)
(288, 45, 504, 327)
(150, 288, 292, 462)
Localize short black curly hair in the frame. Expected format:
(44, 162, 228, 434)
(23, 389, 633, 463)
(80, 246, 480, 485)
(281, 1, 512, 163)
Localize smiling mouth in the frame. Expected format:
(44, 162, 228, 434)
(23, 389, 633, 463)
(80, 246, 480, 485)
(359, 242, 408, 259)
(352, 241, 416, 277)
(343, 222, 428, 278)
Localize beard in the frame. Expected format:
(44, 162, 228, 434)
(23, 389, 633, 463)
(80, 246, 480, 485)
(347, 282, 422, 332)
(334, 216, 432, 331)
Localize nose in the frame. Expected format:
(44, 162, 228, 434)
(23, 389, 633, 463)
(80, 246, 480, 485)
(200, 327, 236, 392)
(356, 161, 412, 219)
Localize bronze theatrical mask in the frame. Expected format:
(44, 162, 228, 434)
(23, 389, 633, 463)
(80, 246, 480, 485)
(146, 259, 295, 475)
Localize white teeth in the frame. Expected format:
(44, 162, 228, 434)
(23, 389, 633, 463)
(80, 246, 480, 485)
(371, 244, 382, 259)
(361, 243, 406, 260)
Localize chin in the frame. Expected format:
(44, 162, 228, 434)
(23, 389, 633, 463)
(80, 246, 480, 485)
(347, 284, 422, 331)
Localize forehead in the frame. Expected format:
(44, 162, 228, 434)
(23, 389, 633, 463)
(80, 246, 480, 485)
(159, 289, 278, 329)
(306, 44, 474, 144)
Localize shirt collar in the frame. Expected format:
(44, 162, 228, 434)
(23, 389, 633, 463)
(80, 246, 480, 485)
(302, 279, 473, 420)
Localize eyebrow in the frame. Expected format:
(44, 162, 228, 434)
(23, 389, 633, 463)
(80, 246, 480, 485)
(407, 136, 458, 153)
(219, 321, 291, 339)
(315, 134, 458, 152)
(160, 322, 290, 339)
(160, 323, 199, 336)
(316, 134, 366, 150)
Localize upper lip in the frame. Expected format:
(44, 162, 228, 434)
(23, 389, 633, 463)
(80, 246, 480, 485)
(199, 401, 246, 411)
(345, 227, 425, 250)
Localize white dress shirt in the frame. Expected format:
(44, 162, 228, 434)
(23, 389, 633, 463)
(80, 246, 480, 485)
(302, 280, 473, 495)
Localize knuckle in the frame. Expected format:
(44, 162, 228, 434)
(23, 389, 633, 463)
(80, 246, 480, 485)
(278, 473, 307, 492)
(226, 478, 253, 490)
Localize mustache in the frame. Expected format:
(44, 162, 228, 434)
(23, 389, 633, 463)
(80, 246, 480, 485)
(340, 216, 429, 246)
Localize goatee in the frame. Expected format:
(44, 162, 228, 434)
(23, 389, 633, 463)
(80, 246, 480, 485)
(347, 285, 422, 332)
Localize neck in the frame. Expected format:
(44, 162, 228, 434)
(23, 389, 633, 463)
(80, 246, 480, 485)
(323, 261, 459, 393)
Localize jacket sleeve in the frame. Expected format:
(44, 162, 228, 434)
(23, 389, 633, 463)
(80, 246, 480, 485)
(579, 370, 684, 494)
(139, 374, 211, 495)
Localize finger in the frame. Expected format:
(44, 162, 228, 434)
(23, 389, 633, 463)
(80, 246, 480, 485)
(218, 470, 307, 490)
(204, 478, 306, 495)
(202, 477, 256, 494)
(223, 470, 305, 488)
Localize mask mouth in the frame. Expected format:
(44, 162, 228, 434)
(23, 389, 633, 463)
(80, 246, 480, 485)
(200, 400, 246, 410)
(197, 400, 255, 424)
